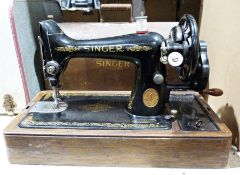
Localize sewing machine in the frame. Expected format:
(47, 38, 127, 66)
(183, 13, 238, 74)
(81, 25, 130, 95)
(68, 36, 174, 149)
(4, 14, 231, 168)
(37, 14, 207, 118)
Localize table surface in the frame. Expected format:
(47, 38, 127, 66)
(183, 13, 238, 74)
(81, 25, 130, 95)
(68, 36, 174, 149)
(1, 115, 240, 175)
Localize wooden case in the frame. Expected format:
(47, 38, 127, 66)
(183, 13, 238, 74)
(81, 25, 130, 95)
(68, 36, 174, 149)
(4, 91, 232, 168)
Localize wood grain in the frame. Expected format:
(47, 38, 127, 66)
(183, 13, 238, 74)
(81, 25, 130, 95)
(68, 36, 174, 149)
(5, 135, 231, 168)
(4, 91, 232, 168)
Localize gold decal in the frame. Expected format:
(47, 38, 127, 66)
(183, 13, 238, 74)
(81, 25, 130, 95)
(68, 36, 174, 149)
(102, 46, 108, 52)
(109, 45, 115, 52)
(81, 103, 112, 112)
(95, 60, 130, 68)
(125, 62, 130, 68)
(128, 90, 135, 110)
(105, 60, 111, 66)
(94, 46, 101, 52)
(55, 46, 80, 52)
(116, 45, 124, 52)
(112, 61, 118, 67)
(118, 61, 123, 67)
(142, 88, 159, 108)
(95, 60, 102, 66)
(83, 46, 90, 52)
(127, 45, 152, 52)
(55, 45, 152, 53)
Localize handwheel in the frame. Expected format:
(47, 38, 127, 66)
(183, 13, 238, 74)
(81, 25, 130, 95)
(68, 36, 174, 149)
(191, 41, 209, 91)
(178, 14, 199, 81)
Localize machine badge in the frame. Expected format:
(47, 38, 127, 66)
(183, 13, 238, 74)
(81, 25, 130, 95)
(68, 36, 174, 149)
(142, 88, 159, 108)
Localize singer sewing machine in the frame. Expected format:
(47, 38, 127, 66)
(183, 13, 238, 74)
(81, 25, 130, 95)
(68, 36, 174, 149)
(4, 15, 232, 168)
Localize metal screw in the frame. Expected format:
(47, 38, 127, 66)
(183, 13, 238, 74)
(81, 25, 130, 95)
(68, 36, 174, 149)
(195, 120, 203, 128)
(160, 56, 168, 64)
(171, 109, 178, 115)
(46, 65, 56, 75)
(153, 73, 164, 84)
(164, 115, 174, 120)
(47, 15, 54, 19)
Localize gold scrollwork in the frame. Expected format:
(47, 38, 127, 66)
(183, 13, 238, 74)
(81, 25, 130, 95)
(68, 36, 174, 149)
(55, 46, 80, 52)
(81, 103, 112, 112)
(127, 45, 152, 52)
(55, 45, 152, 53)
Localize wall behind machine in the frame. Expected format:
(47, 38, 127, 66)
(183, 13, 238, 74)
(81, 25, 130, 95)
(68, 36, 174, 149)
(63, 0, 202, 23)
(200, 0, 240, 150)
(0, 0, 26, 114)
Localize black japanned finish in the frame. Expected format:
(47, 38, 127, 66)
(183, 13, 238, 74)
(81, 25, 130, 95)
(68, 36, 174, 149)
(39, 20, 166, 116)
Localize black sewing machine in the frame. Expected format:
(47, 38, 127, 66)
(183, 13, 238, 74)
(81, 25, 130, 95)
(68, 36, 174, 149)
(22, 14, 210, 130)
(4, 14, 231, 168)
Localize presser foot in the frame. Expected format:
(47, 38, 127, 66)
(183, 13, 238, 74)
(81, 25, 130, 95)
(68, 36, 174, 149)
(29, 101, 68, 113)
(27, 86, 70, 113)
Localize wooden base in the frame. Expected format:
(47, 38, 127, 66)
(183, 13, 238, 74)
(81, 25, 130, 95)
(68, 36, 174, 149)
(4, 91, 232, 168)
